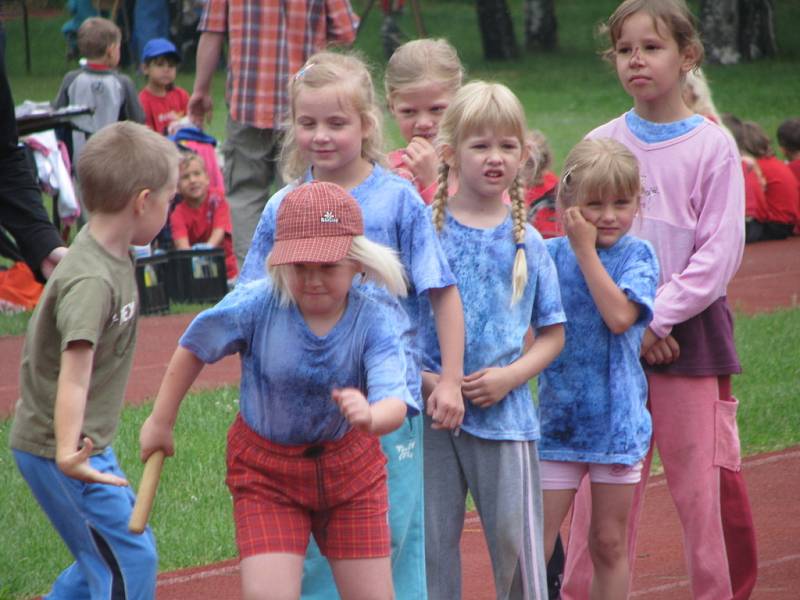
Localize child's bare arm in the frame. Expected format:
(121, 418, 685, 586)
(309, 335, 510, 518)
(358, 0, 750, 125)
(463, 323, 564, 407)
(173, 237, 191, 250)
(207, 227, 226, 248)
(427, 285, 465, 430)
(333, 388, 407, 436)
(54, 341, 128, 486)
(564, 207, 641, 334)
(139, 346, 205, 461)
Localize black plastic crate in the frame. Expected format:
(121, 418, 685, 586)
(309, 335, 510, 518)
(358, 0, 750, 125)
(166, 248, 228, 304)
(135, 254, 170, 315)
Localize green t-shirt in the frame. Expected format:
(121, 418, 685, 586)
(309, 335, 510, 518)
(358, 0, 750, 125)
(10, 226, 139, 458)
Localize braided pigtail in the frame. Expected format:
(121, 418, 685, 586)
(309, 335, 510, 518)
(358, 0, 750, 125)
(510, 174, 528, 306)
(431, 161, 451, 232)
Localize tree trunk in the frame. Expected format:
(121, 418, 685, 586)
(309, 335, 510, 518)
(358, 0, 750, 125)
(475, 0, 519, 60)
(523, 0, 558, 51)
(700, 0, 740, 64)
(738, 0, 777, 60)
(700, 0, 777, 64)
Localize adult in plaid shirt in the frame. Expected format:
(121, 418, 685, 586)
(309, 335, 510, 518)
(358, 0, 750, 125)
(188, 0, 360, 267)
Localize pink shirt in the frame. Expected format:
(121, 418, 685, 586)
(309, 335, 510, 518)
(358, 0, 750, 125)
(589, 116, 744, 339)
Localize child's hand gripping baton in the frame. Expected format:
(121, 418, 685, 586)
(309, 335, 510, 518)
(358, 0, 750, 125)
(128, 450, 165, 534)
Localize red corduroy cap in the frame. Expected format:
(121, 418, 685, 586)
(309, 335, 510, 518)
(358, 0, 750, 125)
(268, 181, 364, 266)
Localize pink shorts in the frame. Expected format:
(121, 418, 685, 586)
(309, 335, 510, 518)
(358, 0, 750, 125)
(540, 459, 644, 489)
(225, 414, 390, 560)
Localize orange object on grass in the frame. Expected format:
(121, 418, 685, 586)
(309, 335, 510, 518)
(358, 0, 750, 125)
(0, 262, 44, 312)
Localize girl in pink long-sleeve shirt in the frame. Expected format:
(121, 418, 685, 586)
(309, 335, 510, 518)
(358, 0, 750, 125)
(560, 2, 757, 600)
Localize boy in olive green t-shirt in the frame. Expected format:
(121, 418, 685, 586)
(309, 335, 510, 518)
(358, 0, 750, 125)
(10, 122, 179, 599)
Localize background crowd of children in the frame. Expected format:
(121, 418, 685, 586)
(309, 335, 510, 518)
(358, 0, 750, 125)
(7, 0, 800, 599)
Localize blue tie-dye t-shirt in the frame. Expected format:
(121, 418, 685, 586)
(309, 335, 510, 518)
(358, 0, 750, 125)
(179, 279, 416, 445)
(239, 164, 456, 399)
(419, 212, 566, 442)
(538, 235, 659, 465)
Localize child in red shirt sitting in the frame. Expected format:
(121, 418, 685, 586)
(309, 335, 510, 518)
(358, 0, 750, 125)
(522, 129, 562, 239)
(170, 152, 238, 282)
(139, 39, 189, 135)
(746, 120, 799, 241)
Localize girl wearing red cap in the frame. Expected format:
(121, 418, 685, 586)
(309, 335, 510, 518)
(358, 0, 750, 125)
(140, 182, 416, 599)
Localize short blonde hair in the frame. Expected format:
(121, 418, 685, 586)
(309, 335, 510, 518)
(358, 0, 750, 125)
(77, 17, 121, 60)
(557, 138, 641, 212)
(601, 0, 704, 68)
(281, 51, 385, 182)
(384, 38, 464, 101)
(267, 235, 408, 306)
(431, 80, 530, 306)
(77, 122, 180, 214)
(179, 150, 206, 172)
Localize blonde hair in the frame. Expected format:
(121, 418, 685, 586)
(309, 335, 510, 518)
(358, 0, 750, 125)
(431, 80, 529, 306)
(281, 51, 385, 182)
(77, 121, 180, 213)
(601, 0, 704, 68)
(178, 150, 206, 172)
(384, 38, 464, 101)
(267, 236, 408, 306)
(682, 68, 720, 121)
(77, 17, 121, 60)
(557, 138, 641, 212)
(521, 129, 553, 188)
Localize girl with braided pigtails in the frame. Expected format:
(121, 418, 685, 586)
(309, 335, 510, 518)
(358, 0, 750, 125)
(419, 80, 566, 600)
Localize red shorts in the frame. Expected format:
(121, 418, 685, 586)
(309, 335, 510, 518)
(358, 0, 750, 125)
(225, 414, 390, 560)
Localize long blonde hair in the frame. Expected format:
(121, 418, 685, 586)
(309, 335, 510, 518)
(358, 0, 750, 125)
(556, 138, 641, 212)
(384, 38, 464, 102)
(431, 80, 529, 306)
(281, 51, 385, 182)
(267, 236, 408, 307)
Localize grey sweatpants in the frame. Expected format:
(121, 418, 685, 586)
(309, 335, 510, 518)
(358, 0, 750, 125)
(424, 416, 548, 600)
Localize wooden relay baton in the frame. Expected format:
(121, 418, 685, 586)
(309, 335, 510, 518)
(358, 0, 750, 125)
(128, 450, 166, 534)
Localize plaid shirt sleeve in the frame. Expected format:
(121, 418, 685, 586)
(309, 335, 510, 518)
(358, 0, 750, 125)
(199, 0, 228, 33)
(325, 0, 359, 45)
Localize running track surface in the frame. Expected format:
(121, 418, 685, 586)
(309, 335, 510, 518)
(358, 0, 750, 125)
(3, 236, 798, 599)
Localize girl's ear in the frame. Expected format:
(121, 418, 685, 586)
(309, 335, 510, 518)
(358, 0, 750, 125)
(680, 44, 700, 74)
(441, 144, 456, 169)
(519, 140, 530, 164)
(361, 115, 375, 139)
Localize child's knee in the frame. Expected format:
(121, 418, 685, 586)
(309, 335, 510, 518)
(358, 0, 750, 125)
(122, 537, 159, 582)
(588, 527, 626, 568)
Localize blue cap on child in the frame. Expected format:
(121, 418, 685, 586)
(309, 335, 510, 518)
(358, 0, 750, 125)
(141, 38, 179, 62)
